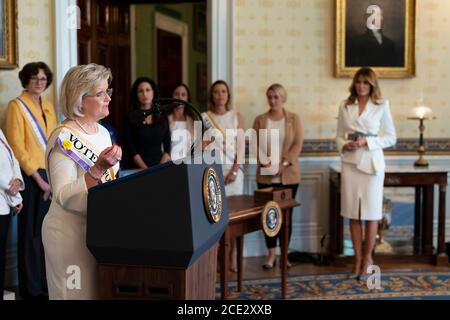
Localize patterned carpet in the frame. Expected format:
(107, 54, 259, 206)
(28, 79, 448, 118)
(218, 271, 450, 300)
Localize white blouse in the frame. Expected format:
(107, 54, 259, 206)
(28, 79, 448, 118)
(170, 121, 190, 161)
(0, 129, 24, 215)
(266, 118, 285, 183)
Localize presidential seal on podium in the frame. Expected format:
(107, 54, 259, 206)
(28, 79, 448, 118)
(203, 167, 223, 223)
(261, 201, 282, 237)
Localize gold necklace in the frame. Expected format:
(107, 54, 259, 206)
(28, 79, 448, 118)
(75, 119, 98, 134)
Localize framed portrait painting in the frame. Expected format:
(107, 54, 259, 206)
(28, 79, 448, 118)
(335, 0, 415, 78)
(0, 0, 18, 69)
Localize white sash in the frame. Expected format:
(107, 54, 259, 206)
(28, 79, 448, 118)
(203, 112, 237, 164)
(16, 98, 48, 152)
(49, 126, 116, 183)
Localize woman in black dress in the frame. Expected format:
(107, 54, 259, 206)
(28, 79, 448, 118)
(124, 77, 171, 168)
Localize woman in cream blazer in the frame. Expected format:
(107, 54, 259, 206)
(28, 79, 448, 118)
(253, 83, 303, 269)
(336, 67, 396, 280)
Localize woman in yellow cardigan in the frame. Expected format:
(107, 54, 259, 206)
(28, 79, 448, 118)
(253, 83, 303, 269)
(6, 61, 57, 299)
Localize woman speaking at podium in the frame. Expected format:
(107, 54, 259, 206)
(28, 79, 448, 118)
(42, 64, 121, 299)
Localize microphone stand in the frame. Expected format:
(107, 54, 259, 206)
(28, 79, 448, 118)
(151, 98, 205, 156)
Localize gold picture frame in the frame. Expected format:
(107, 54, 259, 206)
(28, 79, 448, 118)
(0, 0, 18, 69)
(335, 0, 415, 78)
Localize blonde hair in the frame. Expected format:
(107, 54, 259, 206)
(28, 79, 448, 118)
(60, 63, 112, 119)
(346, 67, 382, 106)
(266, 83, 287, 103)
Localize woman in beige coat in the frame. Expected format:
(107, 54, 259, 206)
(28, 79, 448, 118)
(253, 83, 303, 269)
(42, 64, 121, 299)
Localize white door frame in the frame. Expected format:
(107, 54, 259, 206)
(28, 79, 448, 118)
(208, 0, 234, 92)
(154, 12, 189, 84)
(53, 0, 78, 96)
(53, 0, 234, 102)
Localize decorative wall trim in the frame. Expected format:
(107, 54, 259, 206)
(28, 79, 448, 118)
(302, 138, 450, 156)
(294, 170, 328, 252)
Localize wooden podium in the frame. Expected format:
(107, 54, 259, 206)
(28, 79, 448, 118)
(86, 162, 228, 300)
(98, 244, 218, 300)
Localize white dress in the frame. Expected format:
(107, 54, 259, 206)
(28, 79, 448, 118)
(202, 110, 244, 196)
(170, 121, 189, 161)
(335, 99, 396, 221)
(42, 124, 119, 300)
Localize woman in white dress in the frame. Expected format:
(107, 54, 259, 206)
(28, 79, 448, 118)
(0, 129, 24, 299)
(202, 80, 244, 272)
(336, 67, 396, 280)
(169, 84, 196, 162)
(42, 64, 121, 299)
(202, 80, 244, 196)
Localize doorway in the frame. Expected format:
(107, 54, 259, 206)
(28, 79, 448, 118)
(154, 12, 188, 99)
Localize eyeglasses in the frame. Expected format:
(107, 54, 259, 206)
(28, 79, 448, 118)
(83, 88, 113, 99)
(30, 76, 48, 83)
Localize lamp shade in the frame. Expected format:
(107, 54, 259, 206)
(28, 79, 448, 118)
(410, 97, 433, 119)
(411, 105, 433, 119)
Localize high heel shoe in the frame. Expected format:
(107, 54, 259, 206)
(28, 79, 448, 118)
(347, 261, 362, 280)
(346, 273, 360, 280)
(359, 259, 374, 281)
(359, 273, 372, 282)
(262, 259, 277, 270)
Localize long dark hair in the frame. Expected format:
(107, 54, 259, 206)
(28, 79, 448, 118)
(128, 77, 168, 129)
(171, 83, 191, 102)
(208, 80, 231, 112)
(130, 77, 159, 110)
(171, 83, 196, 120)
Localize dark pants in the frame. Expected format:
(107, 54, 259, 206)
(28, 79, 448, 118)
(0, 214, 11, 301)
(257, 183, 299, 249)
(18, 169, 50, 298)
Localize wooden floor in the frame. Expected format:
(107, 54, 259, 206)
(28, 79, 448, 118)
(221, 255, 450, 282)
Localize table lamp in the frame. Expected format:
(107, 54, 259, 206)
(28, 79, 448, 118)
(407, 100, 435, 167)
